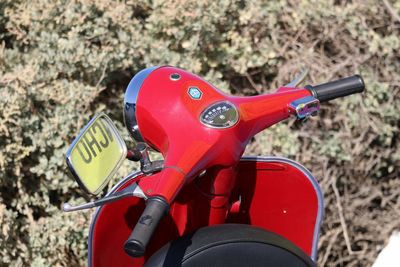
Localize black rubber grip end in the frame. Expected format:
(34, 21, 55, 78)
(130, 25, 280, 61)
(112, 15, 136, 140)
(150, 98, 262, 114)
(124, 197, 169, 258)
(124, 240, 145, 257)
(306, 75, 365, 103)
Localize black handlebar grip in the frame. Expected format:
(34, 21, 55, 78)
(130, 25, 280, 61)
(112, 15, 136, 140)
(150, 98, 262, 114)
(124, 197, 169, 258)
(306, 75, 365, 103)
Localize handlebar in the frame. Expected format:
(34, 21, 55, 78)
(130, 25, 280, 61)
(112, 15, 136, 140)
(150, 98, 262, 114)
(306, 75, 365, 103)
(121, 70, 366, 259)
(124, 197, 169, 257)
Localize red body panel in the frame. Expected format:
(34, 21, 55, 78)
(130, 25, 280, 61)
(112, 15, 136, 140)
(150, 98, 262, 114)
(135, 67, 311, 203)
(89, 157, 323, 267)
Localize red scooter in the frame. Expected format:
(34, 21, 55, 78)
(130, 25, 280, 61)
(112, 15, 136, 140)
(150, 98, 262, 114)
(63, 66, 365, 266)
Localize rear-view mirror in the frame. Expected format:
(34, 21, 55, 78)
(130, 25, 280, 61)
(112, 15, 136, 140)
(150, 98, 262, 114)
(66, 113, 127, 195)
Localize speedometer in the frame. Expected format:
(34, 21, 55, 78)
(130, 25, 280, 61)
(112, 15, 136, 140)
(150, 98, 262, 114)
(200, 101, 239, 129)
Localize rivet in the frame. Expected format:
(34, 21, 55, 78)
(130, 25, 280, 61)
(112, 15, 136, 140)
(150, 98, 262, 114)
(170, 73, 181, 81)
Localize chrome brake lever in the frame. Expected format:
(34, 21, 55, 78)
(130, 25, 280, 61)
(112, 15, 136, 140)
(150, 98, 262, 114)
(285, 68, 309, 88)
(62, 182, 147, 212)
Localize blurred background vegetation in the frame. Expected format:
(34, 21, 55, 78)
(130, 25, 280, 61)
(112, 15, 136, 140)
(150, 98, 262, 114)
(0, 0, 399, 266)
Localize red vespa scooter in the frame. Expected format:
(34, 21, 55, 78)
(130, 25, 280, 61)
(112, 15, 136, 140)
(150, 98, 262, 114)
(63, 66, 365, 266)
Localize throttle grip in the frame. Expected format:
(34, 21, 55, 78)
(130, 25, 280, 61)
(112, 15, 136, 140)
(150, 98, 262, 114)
(124, 197, 169, 258)
(306, 75, 365, 103)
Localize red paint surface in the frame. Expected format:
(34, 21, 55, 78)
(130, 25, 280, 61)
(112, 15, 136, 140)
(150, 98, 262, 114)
(90, 159, 321, 267)
(229, 160, 319, 256)
(135, 67, 310, 203)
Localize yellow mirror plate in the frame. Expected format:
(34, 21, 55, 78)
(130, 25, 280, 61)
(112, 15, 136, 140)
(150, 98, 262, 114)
(66, 113, 127, 195)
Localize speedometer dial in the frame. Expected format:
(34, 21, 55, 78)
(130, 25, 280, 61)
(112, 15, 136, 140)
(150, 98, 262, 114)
(200, 101, 239, 129)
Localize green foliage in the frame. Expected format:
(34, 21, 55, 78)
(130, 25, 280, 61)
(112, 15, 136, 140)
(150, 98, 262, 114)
(0, 0, 399, 266)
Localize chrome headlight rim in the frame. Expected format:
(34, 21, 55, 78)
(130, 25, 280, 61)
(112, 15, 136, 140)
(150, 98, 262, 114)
(123, 66, 159, 143)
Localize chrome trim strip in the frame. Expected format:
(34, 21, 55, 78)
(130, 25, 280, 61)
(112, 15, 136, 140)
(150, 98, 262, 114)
(124, 66, 159, 142)
(240, 156, 324, 262)
(88, 170, 143, 267)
